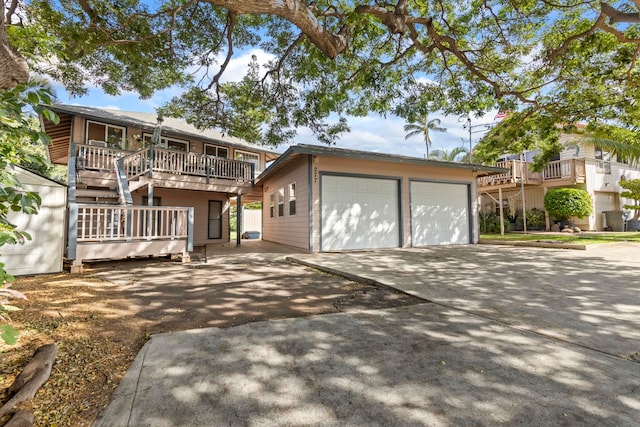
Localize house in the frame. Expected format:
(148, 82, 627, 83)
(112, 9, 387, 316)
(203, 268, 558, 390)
(477, 133, 640, 231)
(42, 105, 279, 272)
(0, 165, 67, 275)
(256, 144, 505, 251)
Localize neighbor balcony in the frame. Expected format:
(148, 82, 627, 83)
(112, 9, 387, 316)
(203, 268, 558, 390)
(478, 159, 586, 189)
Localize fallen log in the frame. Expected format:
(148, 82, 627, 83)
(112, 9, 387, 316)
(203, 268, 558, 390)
(0, 344, 57, 420)
(4, 410, 34, 427)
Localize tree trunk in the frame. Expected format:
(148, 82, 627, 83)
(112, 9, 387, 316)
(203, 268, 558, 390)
(0, 1, 30, 90)
(0, 344, 57, 419)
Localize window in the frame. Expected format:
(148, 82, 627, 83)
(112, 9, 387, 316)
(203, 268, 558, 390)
(277, 188, 284, 217)
(595, 146, 612, 174)
(288, 183, 296, 216)
(143, 133, 189, 151)
(235, 150, 261, 172)
(269, 193, 275, 218)
(208, 200, 223, 239)
(204, 144, 229, 158)
(86, 121, 126, 148)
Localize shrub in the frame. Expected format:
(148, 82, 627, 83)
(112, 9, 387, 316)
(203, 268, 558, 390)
(543, 188, 592, 221)
(619, 178, 640, 220)
(525, 208, 546, 227)
(479, 211, 506, 233)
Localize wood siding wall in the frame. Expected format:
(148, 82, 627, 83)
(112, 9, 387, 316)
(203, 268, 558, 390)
(132, 188, 229, 246)
(261, 158, 310, 250)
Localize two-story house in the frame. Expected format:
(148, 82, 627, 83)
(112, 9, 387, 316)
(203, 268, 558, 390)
(477, 132, 640, 231)
(42, 105, 278, 272)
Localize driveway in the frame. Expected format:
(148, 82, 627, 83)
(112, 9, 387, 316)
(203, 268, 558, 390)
(290, 243, 640, 359)
(95, 243, 640, 426)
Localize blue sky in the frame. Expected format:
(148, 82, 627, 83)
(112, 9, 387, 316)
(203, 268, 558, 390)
(51, 49, 502, 158)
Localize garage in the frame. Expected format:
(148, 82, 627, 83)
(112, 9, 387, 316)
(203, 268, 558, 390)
(410, 181, 470, 246)
(321, 175, 400, 251)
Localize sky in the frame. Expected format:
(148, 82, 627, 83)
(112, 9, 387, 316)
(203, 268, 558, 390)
(51, 49, 502, 159)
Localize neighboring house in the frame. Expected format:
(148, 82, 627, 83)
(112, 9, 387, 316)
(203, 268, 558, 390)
(477, 133, 640, 231)
(42, 105, 278, 272)
(0, 165, 67, 275)
(256, 144, 504, 251)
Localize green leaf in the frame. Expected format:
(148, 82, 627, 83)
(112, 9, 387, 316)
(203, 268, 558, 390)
(0, 324, 19, 345)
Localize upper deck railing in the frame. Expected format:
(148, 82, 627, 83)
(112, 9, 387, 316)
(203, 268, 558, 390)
(478, 158, 586, 188)
(77, 144, 255, 183)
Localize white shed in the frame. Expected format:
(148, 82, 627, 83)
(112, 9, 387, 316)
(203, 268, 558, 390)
(0, 166, 67, 276)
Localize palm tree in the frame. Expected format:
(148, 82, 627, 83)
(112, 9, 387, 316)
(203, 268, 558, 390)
(404, 113, 447, 158)
(429, 145, 470, 162)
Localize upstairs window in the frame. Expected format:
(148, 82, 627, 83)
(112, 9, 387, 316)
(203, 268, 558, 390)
(235, 150, 261, 173)
(288, 183, 296, 216)
(143, 134, 189, 151)
(86, 121, 126, 148)
(595, 146, 611, 174)
(204, 144, 229, 158)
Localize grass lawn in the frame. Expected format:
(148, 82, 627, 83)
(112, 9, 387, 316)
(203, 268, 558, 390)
(480, 232, 640, 245)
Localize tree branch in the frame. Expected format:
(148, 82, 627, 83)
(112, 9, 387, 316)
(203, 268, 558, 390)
(204, 0, 351, 58)
(601, 2, 640, 24)
(210, 11, 236, 89)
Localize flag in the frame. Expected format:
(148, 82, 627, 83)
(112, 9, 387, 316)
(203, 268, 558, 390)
(494, 111, 508, 120)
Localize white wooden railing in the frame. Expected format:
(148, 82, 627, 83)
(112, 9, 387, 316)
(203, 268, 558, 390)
(76, 204, 190, 242)
(77, 144, 130, 170)
(77, 144, 254, 183)
(542, 159, 586, 181)
(478, 159, 585, 187)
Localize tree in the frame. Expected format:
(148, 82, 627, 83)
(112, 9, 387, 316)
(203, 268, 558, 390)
(4, 1, 640, 147)
(619, 178, 640, 220)
(404, 113, 446, 158)
(429, 145, 469, 162)
(543, 188, 593, 222)
(0, 81, 58, 344)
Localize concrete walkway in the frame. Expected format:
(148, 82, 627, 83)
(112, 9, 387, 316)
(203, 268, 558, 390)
(94, 243, 640, 426)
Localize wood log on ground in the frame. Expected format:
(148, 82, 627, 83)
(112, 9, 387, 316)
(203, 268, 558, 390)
(0, 344, 57, 420)
(4, 410, 34, 427)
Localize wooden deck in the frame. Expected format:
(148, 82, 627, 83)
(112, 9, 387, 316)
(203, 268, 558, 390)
(478, 159, 586, 189)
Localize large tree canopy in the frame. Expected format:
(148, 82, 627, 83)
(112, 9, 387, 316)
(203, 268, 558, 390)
(3, 0, 640, 145)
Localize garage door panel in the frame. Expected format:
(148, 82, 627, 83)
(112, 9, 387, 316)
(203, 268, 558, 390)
(411, 181, 469, 246)
(321, 176, 399, 251)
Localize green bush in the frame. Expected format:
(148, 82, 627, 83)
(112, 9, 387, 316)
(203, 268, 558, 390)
(619, 178, 640, 220)
(479, 211, 507, 233)
(543, 188, 592, 221)
(525, 208, 546, 227)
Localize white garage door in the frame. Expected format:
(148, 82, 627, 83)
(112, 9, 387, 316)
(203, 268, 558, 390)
(321, 175, 400, 251)
(411, 181, 470, 246)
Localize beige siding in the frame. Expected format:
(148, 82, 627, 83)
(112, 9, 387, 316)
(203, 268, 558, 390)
(132, 188, 230, 246)
(262, 157, 310, 250)
(309, 156, 478, 250)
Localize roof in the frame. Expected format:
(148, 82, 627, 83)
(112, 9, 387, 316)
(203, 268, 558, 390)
(7, 164, 67, 187)
(257, 144, 508, 183)
(49, 104, 280, 160)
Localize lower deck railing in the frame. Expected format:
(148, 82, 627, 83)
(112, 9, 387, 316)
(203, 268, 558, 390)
(68, 203, 194, 260)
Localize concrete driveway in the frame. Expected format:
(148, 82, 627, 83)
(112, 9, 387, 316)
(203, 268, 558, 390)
(95, 243, 640, 426)
(291, 243, 640, 360)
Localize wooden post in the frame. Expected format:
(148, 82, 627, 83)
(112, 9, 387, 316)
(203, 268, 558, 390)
(498, 188, 505, 235)
(544, 187, 550, 231)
